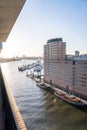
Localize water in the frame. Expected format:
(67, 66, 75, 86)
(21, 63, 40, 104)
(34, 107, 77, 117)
(1, 60, 87, 130)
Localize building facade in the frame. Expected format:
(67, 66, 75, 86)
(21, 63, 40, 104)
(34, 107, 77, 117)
(64, 60, 87, 98)
(44, 38, 66, 87)
(44, 38, 87, 99)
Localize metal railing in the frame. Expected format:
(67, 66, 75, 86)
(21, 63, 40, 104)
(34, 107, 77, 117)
(0, 67, 27, 130)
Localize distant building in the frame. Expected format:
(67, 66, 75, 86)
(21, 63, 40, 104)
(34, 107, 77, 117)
(75, 51, 79, 57)
(0, 42, 2, 52)
(44, 38, 87, 99)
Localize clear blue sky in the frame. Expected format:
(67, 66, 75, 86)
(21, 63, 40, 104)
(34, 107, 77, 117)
(1, 0, 87, 57)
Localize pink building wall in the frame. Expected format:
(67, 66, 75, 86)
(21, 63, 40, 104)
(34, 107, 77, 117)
(44, 38, 87, 99)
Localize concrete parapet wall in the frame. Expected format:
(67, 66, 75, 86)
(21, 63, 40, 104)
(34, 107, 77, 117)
(0, 66, 27, 130)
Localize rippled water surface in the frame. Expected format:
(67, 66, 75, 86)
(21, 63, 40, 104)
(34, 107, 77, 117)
(1, 60, 87, 130)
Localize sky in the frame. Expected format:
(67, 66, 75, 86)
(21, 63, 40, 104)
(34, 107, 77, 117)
(0, 0, 87, 58)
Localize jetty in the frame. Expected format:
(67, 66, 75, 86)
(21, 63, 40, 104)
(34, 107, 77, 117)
(18, 60, 43, 71)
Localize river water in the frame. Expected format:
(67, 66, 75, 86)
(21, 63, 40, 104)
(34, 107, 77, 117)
(1, 60, 87, 130)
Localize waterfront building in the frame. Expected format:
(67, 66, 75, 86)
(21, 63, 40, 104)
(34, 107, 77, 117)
(44, 38, 66, 87)
(64, 60, 87, 98)
(44, 38, 87, 99)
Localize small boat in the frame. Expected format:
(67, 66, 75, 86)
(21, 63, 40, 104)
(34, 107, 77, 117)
(34, 77, 40, 82)
(36, 82, 51, 91)
(18, 66, 26, 71)
(54, 91, 85, 107)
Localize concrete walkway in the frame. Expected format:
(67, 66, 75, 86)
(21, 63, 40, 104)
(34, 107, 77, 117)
(0, 86, 5, 130)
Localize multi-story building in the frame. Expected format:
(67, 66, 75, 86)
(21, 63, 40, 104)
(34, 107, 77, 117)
(44, 38, 66, 87)
(64, 60, 87, 99)
(44, 38, 66, 61)
(44, 38, 87, 99)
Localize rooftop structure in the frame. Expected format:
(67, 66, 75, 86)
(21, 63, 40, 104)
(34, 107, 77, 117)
(47, 38, 63, 44)
(67, 54, 87, 61)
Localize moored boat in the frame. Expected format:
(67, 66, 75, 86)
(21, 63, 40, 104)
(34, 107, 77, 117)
(54, 91, 85, 107)
(36, 82, 52, 91)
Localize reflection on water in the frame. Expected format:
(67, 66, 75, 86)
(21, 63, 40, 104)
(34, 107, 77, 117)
(1, 60, 87, 130)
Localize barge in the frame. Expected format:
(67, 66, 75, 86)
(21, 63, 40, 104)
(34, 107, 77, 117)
(54, 91, 85, 107)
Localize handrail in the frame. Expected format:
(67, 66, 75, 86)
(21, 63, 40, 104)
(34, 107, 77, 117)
(0, 66, 27, 130)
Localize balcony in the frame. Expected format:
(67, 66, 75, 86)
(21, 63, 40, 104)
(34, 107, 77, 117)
(0, 66, 27, 130)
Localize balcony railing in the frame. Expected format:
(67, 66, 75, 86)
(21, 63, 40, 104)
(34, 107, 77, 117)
(0, 66, 27, 130)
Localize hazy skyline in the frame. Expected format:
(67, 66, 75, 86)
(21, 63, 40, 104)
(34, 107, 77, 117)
(0, 0, 87, 58)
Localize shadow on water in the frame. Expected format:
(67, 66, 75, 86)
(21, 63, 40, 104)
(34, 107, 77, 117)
(76, 105, 87, 113)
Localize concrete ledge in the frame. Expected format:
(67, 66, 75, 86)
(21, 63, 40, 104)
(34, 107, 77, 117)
(1, 67, 27, 130)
